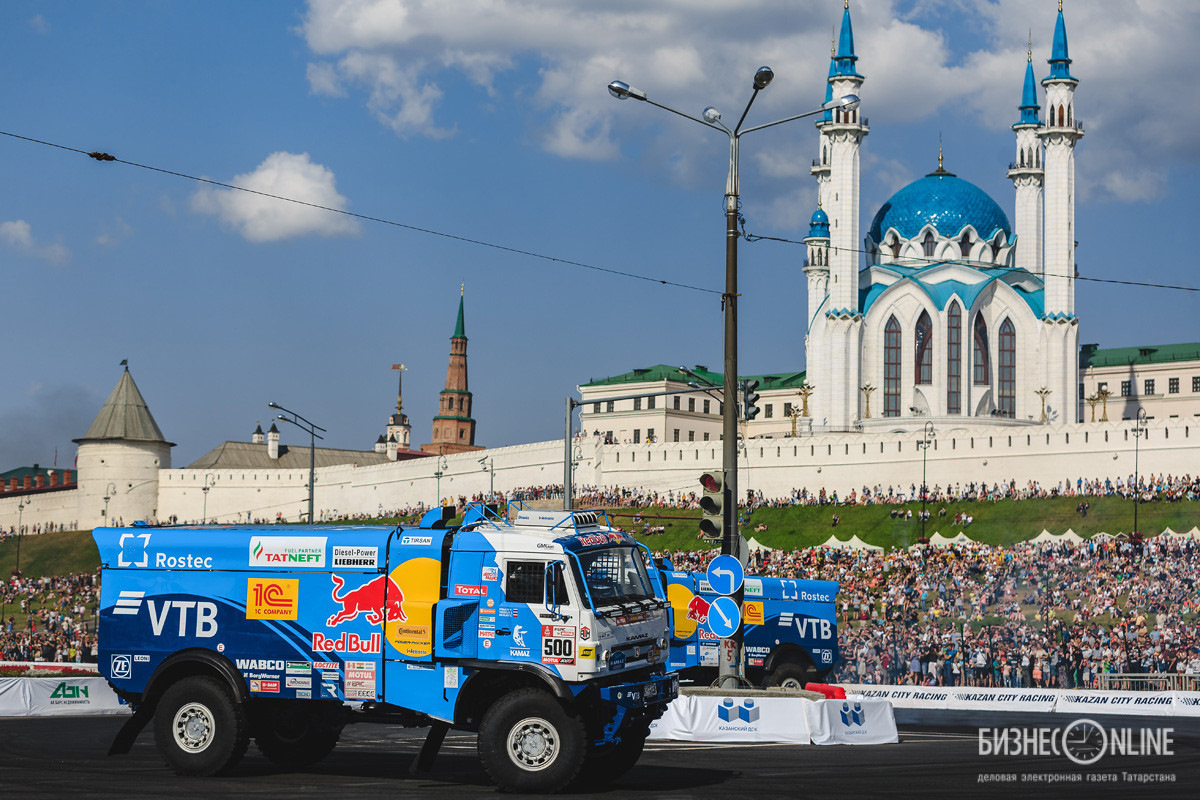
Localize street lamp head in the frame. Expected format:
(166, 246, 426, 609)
(703, 106, 722, 123)
(824, 94, 860, 111)
(753, 66, 774, 91)
(607, 80, 646, 101)
(268, 402, 280, 409)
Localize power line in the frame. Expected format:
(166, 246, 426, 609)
(740, 222, 1198, 293)
(0, 129, 720, 296)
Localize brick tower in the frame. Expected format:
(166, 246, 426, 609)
(423, 288, 481, 455)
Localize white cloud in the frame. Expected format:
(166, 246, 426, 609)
(96, 217, 134, 247)
(0, 220, 71, 265)
(29, 15, 49, 34)
(298, 0, 1200, 203)
(191, 152, 361, 243)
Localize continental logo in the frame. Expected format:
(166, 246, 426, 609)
(247, 578, 300, 619)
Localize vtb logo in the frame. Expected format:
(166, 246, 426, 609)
(246, 578, 299, 620)
(111, 592, 218, 637)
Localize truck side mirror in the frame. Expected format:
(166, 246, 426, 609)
(544, 561, 570, 623)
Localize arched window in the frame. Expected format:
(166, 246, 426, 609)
(890, 235, 901, 259)
(884, 317, 902, 417)
(914, 311, 933, 385)
(1035, 147, 1040, 167)
(959, 233, 972, 258)
(1058, 104, 1065, 127)
(947, 301, 962, 414)
(998, 319, 1016, 417)
(1067, 104, 1072, 125)
(991, 236, 1002, 261)
(973, 315, 990, 386)
(1019, 149, 1025, 168)
(923, 232, 936, 258)
(822, 145, 828, 165)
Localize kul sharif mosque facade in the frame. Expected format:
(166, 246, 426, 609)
(803, 2, 1083, 432)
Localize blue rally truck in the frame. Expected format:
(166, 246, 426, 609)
(93, 506, 678, 793)
(648, 563, 839, 688)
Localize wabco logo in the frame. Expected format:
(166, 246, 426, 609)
(249, 536, 327, 568)
(111, 594, 218, 638)
(718, 698, 760, 724)
(778, 613, 833, 640)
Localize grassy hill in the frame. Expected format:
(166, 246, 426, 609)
(1, 496, 1195, 580)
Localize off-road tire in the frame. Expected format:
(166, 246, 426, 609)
(153, 675, 249, 776)
(477, 688, 586, 793)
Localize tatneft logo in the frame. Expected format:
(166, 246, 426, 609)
(717, 697, 760, 724)
(249, 536, 327, 568)
(979, 720, 1175, 766)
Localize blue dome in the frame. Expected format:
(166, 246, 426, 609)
(808, 207, 830, 237)
(868, 171, 1012, 245)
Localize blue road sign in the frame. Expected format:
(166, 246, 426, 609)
(706, 596, 740, 639)
(706, 554, 744, 596)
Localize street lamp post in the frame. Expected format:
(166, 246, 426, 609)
(268, 402, 325, 524)
(14, 498, 26, 577)
(917, 422, 936, 542)
(201, 473, 215, 523)
(434, 457, 448, 507)
(479, 457, 494, 503)
(610, 70, 858, 689)
(1131, 408, 1148, 537)
(103, 482, 116, 525)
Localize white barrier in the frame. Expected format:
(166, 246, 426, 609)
(844, 683, 1200, 717)
(0, 677, 128, 717)
(648, 694, 897, 745)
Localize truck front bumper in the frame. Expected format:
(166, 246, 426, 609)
(599, 671, 679, 710)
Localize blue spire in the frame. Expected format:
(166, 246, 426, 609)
(1046, 5, 1075, 81)
(833, 2, 862, 78)
(823, 47, 836, 121)
(1018, 55, 1040, 125)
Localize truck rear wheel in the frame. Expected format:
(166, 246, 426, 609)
(253, 700, 344, 768)
(764, 661, 818, 691)
(477, 688, 585, 793)
(154, 675, 249, 776)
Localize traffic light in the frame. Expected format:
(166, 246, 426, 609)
(698, 471, 725, 541)
(742, 379, 761, 421)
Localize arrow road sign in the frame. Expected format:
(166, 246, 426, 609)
(706, 554, 744, 596)
(706, 596, 740, 639)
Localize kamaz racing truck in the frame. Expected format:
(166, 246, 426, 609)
(649, 562, 839, 688)
(93, 506, 678, 793)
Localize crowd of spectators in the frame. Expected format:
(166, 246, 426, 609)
(1, 573, 99, 663)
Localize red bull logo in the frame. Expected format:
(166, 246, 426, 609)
(686, 596, 710, 625)
(326, 574, 407, 626)
(311, 631, 382, 654)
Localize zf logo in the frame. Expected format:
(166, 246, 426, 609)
(111, 594, 218, 638)
(111, 654, 132, 679)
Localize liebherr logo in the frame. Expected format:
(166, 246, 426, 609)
(110, 593, 218, 638)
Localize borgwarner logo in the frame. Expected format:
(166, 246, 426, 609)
(979, 719, 1175, 766)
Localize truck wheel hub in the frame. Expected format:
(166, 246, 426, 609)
(174, 702, 215, 752)
(508, 717, 557, 770)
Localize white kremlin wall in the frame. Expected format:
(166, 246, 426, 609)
(1, 418, 1195, 531)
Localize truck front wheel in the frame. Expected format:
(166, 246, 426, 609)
(764, 660, 818, 691)
(153, 675, 249, 776)
(477, 688, 586, 793)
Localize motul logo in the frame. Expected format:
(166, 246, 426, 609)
(312, 632, 382, 654)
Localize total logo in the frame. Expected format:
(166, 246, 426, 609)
(111, 591, 218, 638)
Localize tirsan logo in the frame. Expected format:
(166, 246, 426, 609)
(249, 536, 327, 568)
(400, 535, 433, 546)
(50, 683, 89, 701)
(778, 613, 833, 640)
(116, 532, 152, 567)
(327, 574, 406, 626)
(111, 594, 218, 638)
(246, 578, 299, 620)
(717, 698, 760, 724)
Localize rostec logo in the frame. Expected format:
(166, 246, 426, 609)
(246, 578, 299, 620)
(249, 536, 327, 568)
(117, 533, 151, 567)
(326, 574, 406, 626)
(110, 654, 132, 679)
(718, 698, 760, 723)
(841, 701, 866, 727)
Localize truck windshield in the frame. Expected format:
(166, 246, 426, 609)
(577, 546, 656, 605)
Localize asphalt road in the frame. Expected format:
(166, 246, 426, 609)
(4, 716, 1199, 799)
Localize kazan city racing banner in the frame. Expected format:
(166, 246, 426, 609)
(0, 677, 128, 717)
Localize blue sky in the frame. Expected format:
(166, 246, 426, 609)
(2, 0, 1198, 468)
